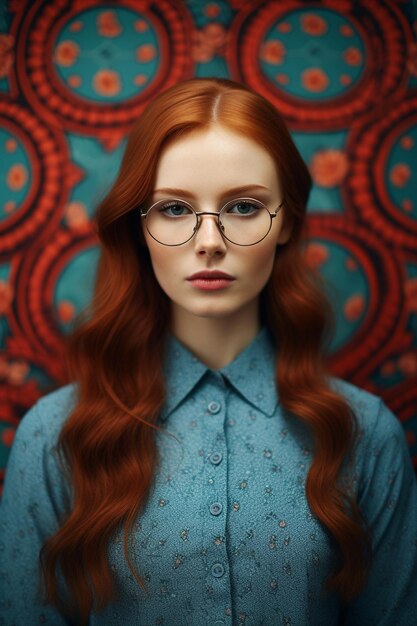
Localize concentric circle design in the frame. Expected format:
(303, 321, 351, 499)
(0, 102, 68, 256)
(12, 230, 99, 368)
(53, 7, 161, 103)
(18, 0, 193, 133)
(0, 129, 32, 221)
(346, 95, 417, 248)
(260, 8, 366, 101)
(306, 214, 403, 380)
(229, 0, 411, 129)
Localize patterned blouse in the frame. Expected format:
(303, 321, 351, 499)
(1, 327, 417, 625)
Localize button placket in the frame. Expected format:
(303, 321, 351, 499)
(202, 376, 230, 623)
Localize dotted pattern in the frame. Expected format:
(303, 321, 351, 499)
(1, 328, 416, 623)
(0, 0, 416, 496)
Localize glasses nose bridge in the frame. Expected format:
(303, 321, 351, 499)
(194, 209, 224, 237)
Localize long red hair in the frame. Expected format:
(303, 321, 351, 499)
(39, 78, 371, 623)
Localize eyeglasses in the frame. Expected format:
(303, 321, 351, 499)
(139, 197, 285, 246)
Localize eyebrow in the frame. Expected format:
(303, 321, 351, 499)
(152, 184, 271, 199)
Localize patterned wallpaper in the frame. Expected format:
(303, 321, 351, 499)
(0, 0, 417, 494)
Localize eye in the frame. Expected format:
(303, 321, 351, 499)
(226, 200, 261, 216)
(158, 201, 193, 217)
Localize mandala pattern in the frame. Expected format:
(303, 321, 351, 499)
(0, 0, 416, 491)
(229, 0, 412, 129)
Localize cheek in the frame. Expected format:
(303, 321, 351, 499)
(247, 242, 277, 285)
(145, 242, 179, 293)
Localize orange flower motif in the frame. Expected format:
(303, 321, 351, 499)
(204, 3, 221, 18)
(340, 24, 353, 37)
(0, 33, 14, 79)
(343, 47, 362, 66)
(134, 20, 148, 33)
(192, 30, 214, 62)
(344, 294, 365, 322)
(301, 14, 328, 36)
(203, 23, 227, 49)
(340, 74, 352, 86)
(5, 138, 17, 152)
(54, 40, 79, 67)
(310, 149, 349, 187)
(2, 427, 15, 447)
(57, 300, 76, 323)
(304, 242, 329, 270)
(67, 74, 82, 88)
(136, 44, 157, 62)
(301, 67, 329, 92)
(404, 278, 417, 312)
(8, 360, 29, 385)
(7, 163, 28, 191)
(134, 74, 147, 86)
(402, 199, 413, 212)
(397, 352, 417, 376)
(93, 69, 121, 96)
(400, 135, 413, 149)
(4, 201, 16, 213)
(97, 10, 122, 37)
(276, 22, 291, 33)
(345, 257, 357, 271)
(275, 73, 289, 85)
(260, 40, 285, 65)
(0, 280, 13, 313)
(69, 21, 83, 32)
(390, 163, 411, 187)
(65, 201, 90, 231)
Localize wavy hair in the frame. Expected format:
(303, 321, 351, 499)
(39, 77, 371, 623)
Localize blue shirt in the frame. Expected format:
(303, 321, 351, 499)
(1, 327, 417, 625)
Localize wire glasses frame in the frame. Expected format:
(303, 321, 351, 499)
(139, 197, 285, 246)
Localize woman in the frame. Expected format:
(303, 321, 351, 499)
(1, 77, 416, 625)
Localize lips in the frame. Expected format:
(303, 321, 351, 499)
(187, 270, 235, 280)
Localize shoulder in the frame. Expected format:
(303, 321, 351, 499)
(329, 376, 402, 442)
(329, 377, 413, 486)
(12, 382, 79, 449)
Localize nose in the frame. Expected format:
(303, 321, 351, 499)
(193, 214, 227, 257)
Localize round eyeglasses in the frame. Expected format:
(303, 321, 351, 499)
(140, 197, 285, 246)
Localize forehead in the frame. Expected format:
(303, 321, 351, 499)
(154, 126, 279, 194)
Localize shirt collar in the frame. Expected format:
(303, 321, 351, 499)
(159, 326, 278, 421)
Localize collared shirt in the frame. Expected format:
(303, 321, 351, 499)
(1, 327, 417, 625)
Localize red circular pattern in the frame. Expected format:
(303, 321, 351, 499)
(14, 0, 193, 135)
(228, 0, 412, 130)
(307, 215, 403, 380)
(10, 229, 97, 381)
(0, 102, 68, 256)
(346, 95, 417, 249)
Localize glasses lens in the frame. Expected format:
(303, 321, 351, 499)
(145, 199, 197, 245)
(220, 199, 272, 245)
(144, 198, 272, 245)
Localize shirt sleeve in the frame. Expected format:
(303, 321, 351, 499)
(342, 399, 417, 625)
(0, 402, 76, 625)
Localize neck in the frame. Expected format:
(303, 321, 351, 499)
(170, 302, 261, 370)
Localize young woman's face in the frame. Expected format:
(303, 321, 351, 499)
(142, 125, 292, 325)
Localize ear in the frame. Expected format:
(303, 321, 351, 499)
(276, 213, 293, 245)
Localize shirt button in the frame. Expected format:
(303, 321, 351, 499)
(210, 451, 223, 465)
(213, 621, 225, 626)
(211, 562, 225, 578)
(208, 401, 221, 414)
(209, 502, 223, 516)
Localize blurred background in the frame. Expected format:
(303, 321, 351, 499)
(0, 0, 416, 493)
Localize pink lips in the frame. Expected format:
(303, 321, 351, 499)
(187, 270, 235, 291)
